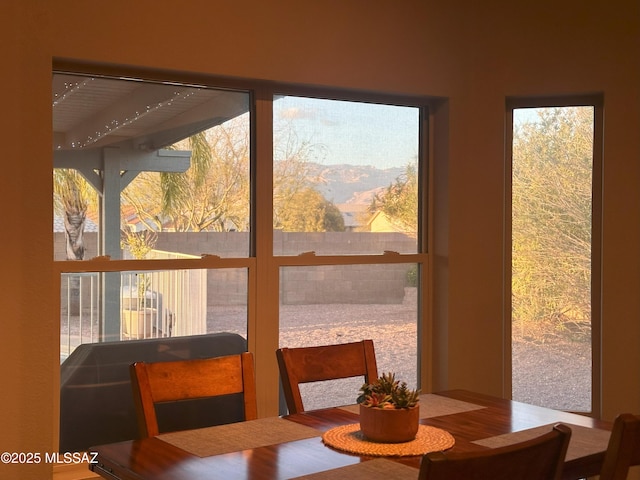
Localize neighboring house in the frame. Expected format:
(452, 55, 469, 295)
(367, 210, 406, 233)
(340, 210, 360, 231)
(335, 204, 411, 234)
(336, 203, 368, 232)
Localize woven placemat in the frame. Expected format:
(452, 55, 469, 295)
(322, 423, 455, 457)
(158, 417, 321, 457)
(340, 394, 485, 419)
(473, 423, 611, 461)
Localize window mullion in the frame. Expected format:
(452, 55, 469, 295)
(252, 86, 281, 417)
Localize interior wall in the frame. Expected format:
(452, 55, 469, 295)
(2, 2, 463, 477)
(0, 2, 55, 479)
(1, 1, 638, 478)
(444, 0, 640, 421)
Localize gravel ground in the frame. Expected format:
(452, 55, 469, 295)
(512, 338, 591, 412)
(61, 287, 592, 412)
(207, 287, 593, 413)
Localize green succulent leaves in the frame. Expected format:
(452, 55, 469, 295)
(357, 372, 420, 409)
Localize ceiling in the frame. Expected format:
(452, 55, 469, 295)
(52, 73, 250, 153)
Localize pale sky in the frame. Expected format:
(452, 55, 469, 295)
(274, 96, 420, 169)
(513, 107, 543, 126)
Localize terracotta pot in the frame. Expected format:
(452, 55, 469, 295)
(359, 404, 420, 443)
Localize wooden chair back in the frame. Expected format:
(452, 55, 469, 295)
(130, 352, 257, 437)
(599, 413, 640, 480)
(419, 423, 572, 480)
(276, 340, 378, 414)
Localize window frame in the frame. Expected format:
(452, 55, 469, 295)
(52, 62, 434, 432)
(504, 94, 603, 416)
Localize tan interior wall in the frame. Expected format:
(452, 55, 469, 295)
(442, 0, 640, 421)
(1, 1, 638, 478)
(1, 2, 56, 479)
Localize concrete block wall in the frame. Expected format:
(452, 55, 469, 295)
(56, 231, 415, 305)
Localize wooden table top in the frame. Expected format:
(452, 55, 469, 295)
(89, 389, 612, 480)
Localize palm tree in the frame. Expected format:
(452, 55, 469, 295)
(53, 169, 96, 260)
(54, 168, 97, 315)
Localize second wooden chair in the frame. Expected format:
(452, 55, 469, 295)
(419, 423, 572, 480)
(130, 351, 258, 437)
(276, 339, 378, 414)
(599, 413, 640, 480)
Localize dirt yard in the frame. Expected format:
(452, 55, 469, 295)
(208, 287, 593, 413)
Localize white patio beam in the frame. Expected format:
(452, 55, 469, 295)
(54, 147, 191, 191)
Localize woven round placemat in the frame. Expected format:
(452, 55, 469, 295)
(322, 423, 455, 457)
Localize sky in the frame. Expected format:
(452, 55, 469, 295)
(273, 96, 420, 169)
(513, 107, 544, 126)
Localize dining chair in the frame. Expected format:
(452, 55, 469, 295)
(130, 351, 258, 437)
(418, 423, 572, 480)
(598, 413, 640, 480)
(276, 339, 378, 414)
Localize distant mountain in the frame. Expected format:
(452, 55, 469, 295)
(307, 163, 403, 205)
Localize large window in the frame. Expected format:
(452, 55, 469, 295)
(507, 98, 602, 414)
(53, 70, 429, 450)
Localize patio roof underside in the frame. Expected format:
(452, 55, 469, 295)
(52, 73, 250, 259)
(53, 72, 249, 157)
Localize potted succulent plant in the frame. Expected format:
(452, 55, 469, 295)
(357, 372, 420, 443)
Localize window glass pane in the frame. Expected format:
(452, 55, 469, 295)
(511, 106, 593, 412)
(60, 268, 248, 361)
(273, 96, 420, 255)
(59, 269, 247, 452)
(53, 73, 251, 260)
(279, 264, 419, 410)
(53, 169, 100, 260)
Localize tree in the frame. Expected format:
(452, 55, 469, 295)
(271, 124, 343, 232)
(122, 116, 251, 232)
(272, 120, 331, 230)
(120, 112, 341, 234)
(276, 187, 345, 232)
(53, 169, 96, 260)
(512, 107, 594, 336)
(54, 168, 98, 314)
(367, 162, 418, 235)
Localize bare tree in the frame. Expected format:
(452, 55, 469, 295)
(123, 113, 337, 234)
(123, 116, 250, 232)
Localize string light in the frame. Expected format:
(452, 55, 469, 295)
(54, 79, 201, 149)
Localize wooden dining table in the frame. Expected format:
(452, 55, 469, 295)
(89, 389, 613, 480)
